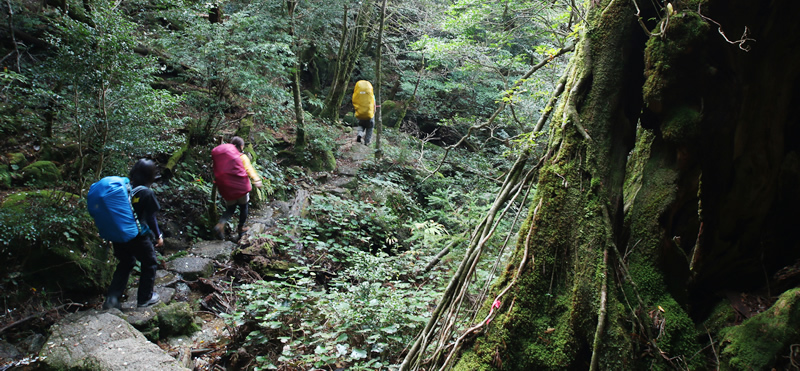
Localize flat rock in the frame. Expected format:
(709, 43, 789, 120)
(122, 286, 176, 310)
(39, 310, 188, 371)
(155, 269, 181, 287)
(337, 166, 358, 177)
(189, 240, 235, 261)
(168, 256, 214, 280)
(123, 307, 157, 328)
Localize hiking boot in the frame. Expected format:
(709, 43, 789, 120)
(356, 135, 362, 143)
(102, 296, 121, 310)
(138, 292, 160, 308)
(213, 223, 225, 239)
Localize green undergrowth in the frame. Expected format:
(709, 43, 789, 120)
(225, 127, 516, 369)
(0, 190, 112, 295)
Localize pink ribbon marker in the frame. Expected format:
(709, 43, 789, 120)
(485, 299, 502, 324)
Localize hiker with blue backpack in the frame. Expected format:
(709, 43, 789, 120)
(212, 136, 263, 239)
(89, 159, 163, 310)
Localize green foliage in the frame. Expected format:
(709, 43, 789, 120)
(151, 1, 295, 135)
(0, 191, 112, 293)
(226, 257, 437, 369)
(36, 0, 184, 178)
(302, 193, 400, 255)
(157, 170, 213, 241)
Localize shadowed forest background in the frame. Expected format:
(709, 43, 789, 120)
(1, 0, 800, 370)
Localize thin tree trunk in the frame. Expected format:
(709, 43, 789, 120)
(374, 0, 387, 158)
(287, 0, 305, 146)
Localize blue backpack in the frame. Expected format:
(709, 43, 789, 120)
(87, 176, 148, 243)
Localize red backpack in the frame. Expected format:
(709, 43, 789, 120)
(212, 143, 251, 200)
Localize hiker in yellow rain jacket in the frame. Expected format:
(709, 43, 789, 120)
(352, 80, 375, 145)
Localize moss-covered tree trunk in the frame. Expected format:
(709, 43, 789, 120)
(455, 0, 652, 368)
(452, 0, 800, 369)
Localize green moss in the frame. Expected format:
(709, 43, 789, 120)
(155, 302, 200, 338)
(643, 11, 710, 110)
(661, 106, 701, 144)
(21, 160, 61, 187)
(166, 142, 189, 171)
(6, 152, 27, 169)
(235, 117, 254, 138)
(380, 100, 405, 128)
(656, 296, 701, 362)
(0, 167, 11, 188)
(719, 289, 800, 370)
(342, 112, 357, 126)
(306, 148, 336, 172)
(703, 300, 737, 335)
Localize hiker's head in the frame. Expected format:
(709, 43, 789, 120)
(230, 136, 245, 152)
(130, 158, 158, 186)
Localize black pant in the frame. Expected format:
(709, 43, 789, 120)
(107, 235, 158, 305)
(220, 202, 248, 230)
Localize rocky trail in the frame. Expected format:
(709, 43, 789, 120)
(1, 131, 374, 370)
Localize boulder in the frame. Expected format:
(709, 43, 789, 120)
(168, 256, 214, 280)
(21, 160, 61, 186)
(190, 240, 235, 261)
(40, 310, 189, 371)
(155, 302, 200, 338)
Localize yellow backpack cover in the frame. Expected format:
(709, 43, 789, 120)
(352, 80, 375, 120)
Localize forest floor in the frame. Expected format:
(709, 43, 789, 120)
(0, 127, 377, 370)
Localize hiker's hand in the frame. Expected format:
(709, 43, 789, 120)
(155, 237, 164, 248)
(254, 180, 263, 188)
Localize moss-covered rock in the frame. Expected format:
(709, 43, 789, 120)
(248, 256, 296, 279)
(380, 100, 406, 128)
(6, 152, 27, 170)
(719, 288, 800, 370)
(0, 191, 113, 294)
(342, 112, 357, 126)
(0, 167, 10, 188)
(124, 308, 160, 341)
(307, 148, 336, 172)
(21, 160, 61, 187)
(235, 117, 254, 139)
(155, 302, 200, 338)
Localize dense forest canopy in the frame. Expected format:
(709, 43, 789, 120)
(1, 0, 800, 370)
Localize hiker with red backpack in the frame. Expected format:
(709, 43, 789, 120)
(92, 159, 162, 310)
(212, 136, 263, 239)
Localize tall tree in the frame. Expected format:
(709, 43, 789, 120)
(405, 0, 799, 369)
(374, 0, 387, 158)
(319, 0, 374, 121)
